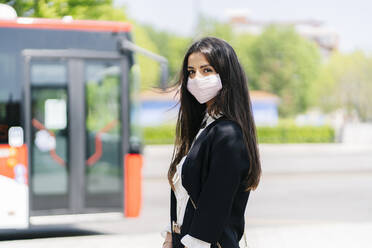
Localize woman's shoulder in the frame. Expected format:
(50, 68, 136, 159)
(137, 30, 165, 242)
(208, 118, 250, 171)
(205, 118, 246, 151)
(209, 117, 243, 139)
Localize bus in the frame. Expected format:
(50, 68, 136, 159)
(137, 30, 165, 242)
(0, 5, 167, 229)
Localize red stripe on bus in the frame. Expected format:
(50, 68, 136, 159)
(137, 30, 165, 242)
(0, 18, 132, 32)
(86, 119, 119, 166)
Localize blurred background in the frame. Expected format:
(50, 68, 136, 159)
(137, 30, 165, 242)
(0, 0, 371, 248)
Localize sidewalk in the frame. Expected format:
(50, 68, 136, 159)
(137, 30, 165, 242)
(1, 222, 371, 248)
(143, 144, 372, 178)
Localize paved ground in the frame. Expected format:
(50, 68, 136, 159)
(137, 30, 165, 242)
(1, 144, 371, 248)
(1, 223, 372, 248)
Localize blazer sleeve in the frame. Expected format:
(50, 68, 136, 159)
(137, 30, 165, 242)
(187, 122, 248, 243)
(170, 188, 177, 227)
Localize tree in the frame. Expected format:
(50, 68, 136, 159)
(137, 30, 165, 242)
(231, 33, 257, 88)
(0, 0, 33, 16)
(248, 25, 321, 116)
(142, 25, 192, 85)
(131, 24, 161, 91)
(2, 0, 127, 20)
(311, 51, 372, 122)
(195, 15, 234, 42)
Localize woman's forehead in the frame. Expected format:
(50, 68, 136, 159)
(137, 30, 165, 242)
(187, 52, 210, 68)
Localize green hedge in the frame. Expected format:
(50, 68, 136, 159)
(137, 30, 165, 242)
(257, 125, 335, 143)
(143, 124, 176, 145)
(143, 124, 335, 145)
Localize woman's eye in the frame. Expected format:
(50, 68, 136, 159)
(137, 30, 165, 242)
(204, 68, 213, 73)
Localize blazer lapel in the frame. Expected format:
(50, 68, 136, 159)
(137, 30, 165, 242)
(181, 115, 226, 178)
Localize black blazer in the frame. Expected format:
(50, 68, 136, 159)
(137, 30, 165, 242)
(170, 116, 251, 248)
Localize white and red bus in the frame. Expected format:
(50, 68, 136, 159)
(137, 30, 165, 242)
(0, 5, 167, 229)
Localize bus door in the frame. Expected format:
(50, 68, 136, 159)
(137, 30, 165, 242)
(23, 50, 129, 215)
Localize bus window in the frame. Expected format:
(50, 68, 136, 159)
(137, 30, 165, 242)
(128, 63, 142, 153)
(85, 60, 122, 204)
(30, 60, 69, 203)
(31, 62, 67, 86)
(0, 52, 21, 144)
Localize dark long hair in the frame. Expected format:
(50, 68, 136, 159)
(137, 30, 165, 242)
(167, 37, 261, 192)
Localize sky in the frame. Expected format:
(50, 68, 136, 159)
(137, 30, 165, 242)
(115, 0, 372, 53)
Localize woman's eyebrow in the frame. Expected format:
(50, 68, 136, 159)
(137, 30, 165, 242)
(200, 64, 211, 68)
(187, 64, 211, 69)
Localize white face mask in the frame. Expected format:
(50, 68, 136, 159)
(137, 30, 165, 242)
(187, 74, 222, 104)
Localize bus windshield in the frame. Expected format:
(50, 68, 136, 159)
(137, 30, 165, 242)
(0, 48, 21, 144)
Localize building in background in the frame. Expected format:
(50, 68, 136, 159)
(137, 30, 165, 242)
(140, 89, 280, 126)
(139, 89, 179, 126)
(226, 9, 339, 58)
(250, 91, 280, 126)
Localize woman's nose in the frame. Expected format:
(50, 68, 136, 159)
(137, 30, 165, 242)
(195, 70, 203, 78)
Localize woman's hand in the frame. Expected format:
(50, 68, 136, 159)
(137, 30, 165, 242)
(162, 232, 172, 248)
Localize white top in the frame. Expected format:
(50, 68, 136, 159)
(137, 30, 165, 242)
(161, 112, 222, 248)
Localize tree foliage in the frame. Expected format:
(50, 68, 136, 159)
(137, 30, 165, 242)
(311, 51, 372, 121)
(247, 25, 321, 116)
(195, 15, 234, 42)
(2, 0, 127, 20)
(143, 25, 192, 85)
(1, 0, 33, 16)
(131, 24, 161, 91)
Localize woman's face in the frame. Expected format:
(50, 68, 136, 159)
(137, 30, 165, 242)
(187, 52, 217, 79)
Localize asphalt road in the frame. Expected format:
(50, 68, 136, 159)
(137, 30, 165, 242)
(1, 144, 371, 248)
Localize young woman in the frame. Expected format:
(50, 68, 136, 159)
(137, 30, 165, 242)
(161, 37, 261, 248)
